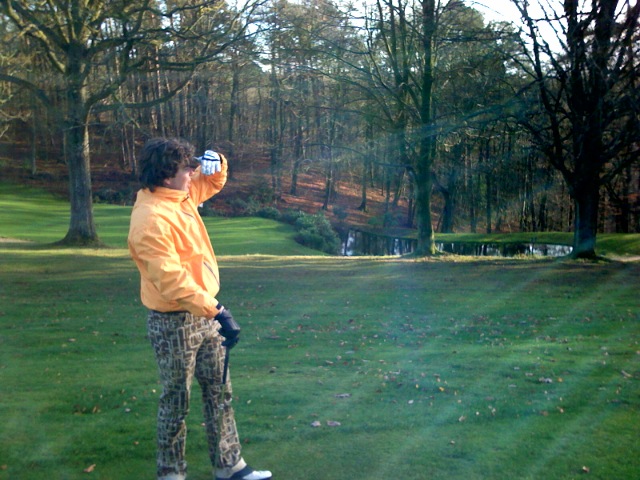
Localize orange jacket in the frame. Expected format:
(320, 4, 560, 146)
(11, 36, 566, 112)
(128, 161, 227, 317)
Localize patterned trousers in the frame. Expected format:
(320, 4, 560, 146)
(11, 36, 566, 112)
(147, 310, 242, 478)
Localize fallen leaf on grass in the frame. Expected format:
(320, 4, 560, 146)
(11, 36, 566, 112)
(83, 464, 96, 473)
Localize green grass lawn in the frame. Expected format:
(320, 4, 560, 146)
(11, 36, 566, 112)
(0, 184, 639, 480)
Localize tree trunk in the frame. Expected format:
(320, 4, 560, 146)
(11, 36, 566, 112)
(415, 0, 437, 255)
(415, 164, 435, 253)
(322, 147, 335, 211)
(484, 168, 492, 234)
(571, 181, 599, 258)
(290, 120, 304, 196)
(59, 80, 99, 246)
(228, 58, 240, 164)
(358, 153, 368, 211)
(30, 100, 37, 175)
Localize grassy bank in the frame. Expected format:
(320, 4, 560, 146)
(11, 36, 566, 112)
(0, 184, 638, 479)
(0, 183, 324, 255)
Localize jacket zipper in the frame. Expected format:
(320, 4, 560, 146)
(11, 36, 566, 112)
(181, 210, 196, 220)
(203, 261, 220, 288)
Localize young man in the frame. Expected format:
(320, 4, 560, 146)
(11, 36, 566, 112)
(128, 137, 271, 480)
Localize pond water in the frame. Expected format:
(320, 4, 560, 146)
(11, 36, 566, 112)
(436, 242, 573, 257)
(342, 229, 573, 257)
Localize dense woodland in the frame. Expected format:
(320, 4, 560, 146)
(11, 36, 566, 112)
(0, 0, 638, 257)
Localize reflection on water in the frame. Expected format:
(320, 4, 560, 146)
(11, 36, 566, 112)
(342, 229, 573, 257)
(435, 242, 573, 257)
(342, 230, 414, 256)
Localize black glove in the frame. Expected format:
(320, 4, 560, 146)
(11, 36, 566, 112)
(215, 305, 241, 349)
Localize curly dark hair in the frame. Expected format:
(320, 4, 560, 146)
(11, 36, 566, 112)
(138, 137, 197, 191)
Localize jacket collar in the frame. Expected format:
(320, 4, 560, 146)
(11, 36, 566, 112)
(144, 186, 189, 203)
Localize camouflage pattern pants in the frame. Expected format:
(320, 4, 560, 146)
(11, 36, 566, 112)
(147, 310, 242, 478)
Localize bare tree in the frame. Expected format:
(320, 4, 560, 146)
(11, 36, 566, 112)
(512, 0, 640, 258)
(0, 0, 259, 245)
(354, 0, 440, 253)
